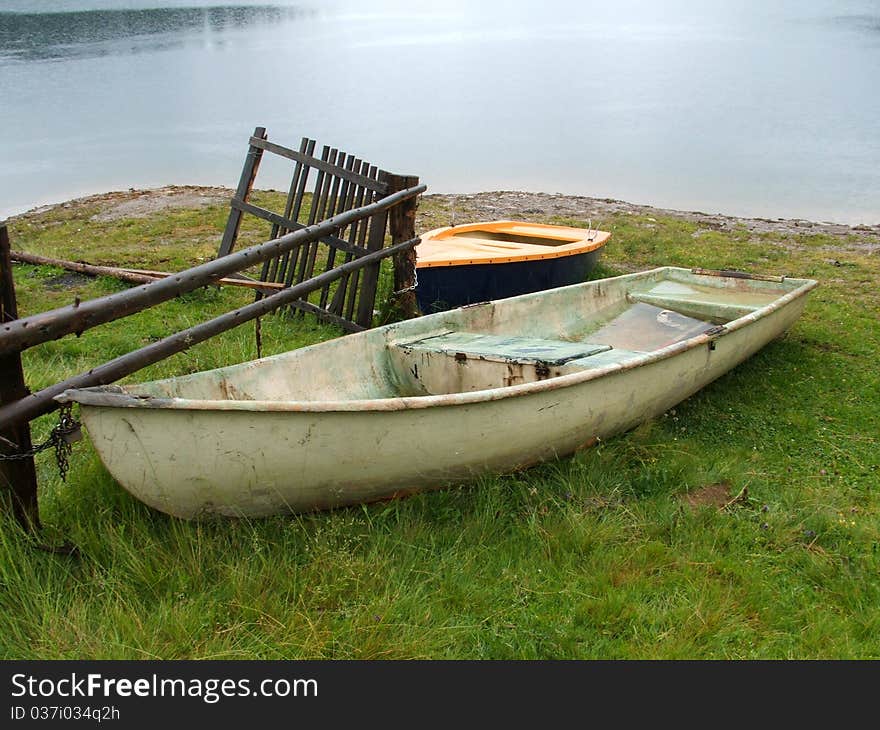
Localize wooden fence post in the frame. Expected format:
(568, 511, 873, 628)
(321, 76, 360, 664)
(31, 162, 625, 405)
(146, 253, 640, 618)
(386, 173, 421, 319)
(0, 224, 40, 530)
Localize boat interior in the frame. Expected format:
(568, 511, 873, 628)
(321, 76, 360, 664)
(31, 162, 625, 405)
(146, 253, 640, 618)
(416, 221, 610, 268)
(118, 268, 801, 404)
(445, 229, 580, 247)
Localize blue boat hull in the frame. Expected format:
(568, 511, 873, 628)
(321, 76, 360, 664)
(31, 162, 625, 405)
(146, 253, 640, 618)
(416, 248, 603, 314)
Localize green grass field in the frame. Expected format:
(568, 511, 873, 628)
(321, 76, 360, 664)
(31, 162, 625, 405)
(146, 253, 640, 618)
(1, 190, 877, 659)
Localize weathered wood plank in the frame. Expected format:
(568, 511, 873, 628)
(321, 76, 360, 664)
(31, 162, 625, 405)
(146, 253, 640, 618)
(291, 145, 331, 292)
(300, 147, 344, 312)
(355, 178, 391, 328)
(269, 137, 315, 287)
(298, 147, 337, 298)
(333, 162, 371, 317)
(264, 137, 311, 285)
(250, 136, 389, 193)
(270, 136, 310, 242)
(319, 152, 358, 310)
(316, 149, 345, 261)
(301, 149, 348, 315)
(327, 157, 369, 316)
(344, 164, 379, 321)
(218, 126, 267, 257)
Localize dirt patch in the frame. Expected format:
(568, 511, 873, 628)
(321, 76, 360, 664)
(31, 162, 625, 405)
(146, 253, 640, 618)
(89, 185, 231, 222)
(43, 272, 91, 290)
(680, 482, 733, 510)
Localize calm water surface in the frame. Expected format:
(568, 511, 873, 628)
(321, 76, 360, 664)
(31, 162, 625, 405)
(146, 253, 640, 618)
(1, 0, 879, 222)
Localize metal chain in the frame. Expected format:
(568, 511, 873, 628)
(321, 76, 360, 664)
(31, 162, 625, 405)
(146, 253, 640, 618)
(0, 436, 55, 461)
(392, 265, 418, 296)
(0, 404, 81, 481)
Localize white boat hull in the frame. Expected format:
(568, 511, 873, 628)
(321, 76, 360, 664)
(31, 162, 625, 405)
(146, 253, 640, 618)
(60, 267, 816, 518)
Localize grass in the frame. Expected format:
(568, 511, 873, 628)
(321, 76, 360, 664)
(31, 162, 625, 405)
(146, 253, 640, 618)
(0, 190, 878, 659)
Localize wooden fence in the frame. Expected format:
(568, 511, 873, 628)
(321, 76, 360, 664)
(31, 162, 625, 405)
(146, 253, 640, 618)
(219, 128, 421, 330)
(0, 131, 425, 531)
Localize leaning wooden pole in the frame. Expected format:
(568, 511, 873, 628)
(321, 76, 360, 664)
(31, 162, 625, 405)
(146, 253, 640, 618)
(11, 252, 158, 285)
(0, 224, 40, 530)
(2, 236, 420, 430)
(9, 251, 284, 293)
(0, 183, 425, 358)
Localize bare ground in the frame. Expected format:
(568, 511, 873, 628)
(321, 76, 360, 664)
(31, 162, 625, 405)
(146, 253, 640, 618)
(20, 185, 232, 222)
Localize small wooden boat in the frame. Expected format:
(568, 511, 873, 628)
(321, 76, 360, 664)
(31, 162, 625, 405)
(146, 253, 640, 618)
(58, 267, 817, 519)
(415, 220, 609, 313)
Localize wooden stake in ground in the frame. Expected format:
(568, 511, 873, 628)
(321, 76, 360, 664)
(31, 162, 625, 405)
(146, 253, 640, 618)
(387, 174, 421, 319)
(0, 225, 40, 530)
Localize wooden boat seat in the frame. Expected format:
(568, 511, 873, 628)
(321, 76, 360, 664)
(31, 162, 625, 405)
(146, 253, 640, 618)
(389, 332, 620, 395)
(396, 332, 611, 366)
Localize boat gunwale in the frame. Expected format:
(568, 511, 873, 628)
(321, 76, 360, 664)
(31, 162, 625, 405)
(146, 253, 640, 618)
(416, 220, 610, 268)
(56, 268, 818, 414)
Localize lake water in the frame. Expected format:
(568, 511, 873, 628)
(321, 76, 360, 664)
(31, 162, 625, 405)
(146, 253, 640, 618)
(1, 0, 879, 223)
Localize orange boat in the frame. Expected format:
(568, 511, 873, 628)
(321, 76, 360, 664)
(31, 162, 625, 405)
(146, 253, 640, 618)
(415, 220, 610, 313)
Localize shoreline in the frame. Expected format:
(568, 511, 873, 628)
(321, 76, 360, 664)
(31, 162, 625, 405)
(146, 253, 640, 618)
(7, 185, 880, 246)
(425, 191, 880, 243)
